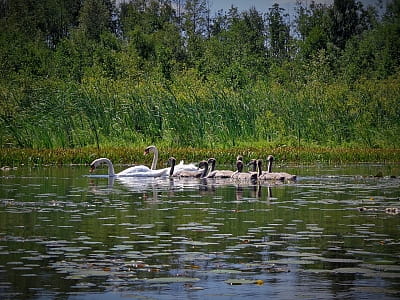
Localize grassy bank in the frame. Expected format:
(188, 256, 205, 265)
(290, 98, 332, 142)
(1, 146, 399, 167)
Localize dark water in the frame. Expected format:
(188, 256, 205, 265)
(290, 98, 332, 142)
(0, 164, 399, 299)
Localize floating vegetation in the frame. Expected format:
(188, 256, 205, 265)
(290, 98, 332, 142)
(225, 279, 265, 285)
(211, 269, 243, 274)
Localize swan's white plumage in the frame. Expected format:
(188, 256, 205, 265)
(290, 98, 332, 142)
(118, 167, 170, 177)
(173, 160, 198, 174)
(89, 158, 170, 177)
(144, 146, 197, 175)
(117, 165, 151, 175)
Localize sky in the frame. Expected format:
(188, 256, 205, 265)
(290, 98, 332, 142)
(116, 0, 387, 16)
(209, 0, 384, 15)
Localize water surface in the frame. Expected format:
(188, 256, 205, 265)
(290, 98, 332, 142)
(0, 164, 399, 299)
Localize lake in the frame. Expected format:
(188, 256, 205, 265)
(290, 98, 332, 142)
(0, 163, 399, 299)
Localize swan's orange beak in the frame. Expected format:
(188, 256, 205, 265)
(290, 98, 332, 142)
(144, 150, 149, 155)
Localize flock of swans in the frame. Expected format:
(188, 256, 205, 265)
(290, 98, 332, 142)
(89, 145, 296, 182)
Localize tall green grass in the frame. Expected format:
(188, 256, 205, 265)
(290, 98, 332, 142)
(1, 70, 400, 151)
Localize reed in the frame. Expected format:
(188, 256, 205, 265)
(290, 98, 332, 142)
(1, 146, 400, 167)
(1, 71, 400, 151)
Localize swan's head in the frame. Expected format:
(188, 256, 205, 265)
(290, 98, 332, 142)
(236, 160, 244, 172)
(267, 155, 274, 162)
(247, 159, 257, 167)
(89, 158, 104, 173)
(167, 157, 176, 167)
(198, 160, 208, 170)
(207, 158, 216, 167)
(256, 159, 263, 167)
(237, 155, 243, 161)
(144, 145, 156, 155)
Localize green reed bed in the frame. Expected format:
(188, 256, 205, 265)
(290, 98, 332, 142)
(1, 71, 400, 153)
(1, 146, 399, 167)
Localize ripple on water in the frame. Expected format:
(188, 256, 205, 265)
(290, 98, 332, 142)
(1, 167, 400, 299)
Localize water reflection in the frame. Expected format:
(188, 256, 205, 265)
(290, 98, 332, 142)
(0, 165, 399, 300)
(113, 176, 276, 205)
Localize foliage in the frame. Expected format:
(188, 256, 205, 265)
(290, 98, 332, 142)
(0, 0, 400, 152)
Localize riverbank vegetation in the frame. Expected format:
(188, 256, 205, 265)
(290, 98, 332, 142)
(1, 0, 400, 164)
(1, 146, 400, 166)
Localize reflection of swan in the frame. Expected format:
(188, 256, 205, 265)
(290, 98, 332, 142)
(257, 156, 296, 181)
(231, 160, 257, 182)
(115, 159, 176, 193)
(144, 145, 198, 174)
(89, 158, 170, 177)
(206, 158, 234, 178)
(117, 176, 172, 193)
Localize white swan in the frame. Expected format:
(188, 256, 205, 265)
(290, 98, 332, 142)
(173, 160, 209, 178)
(89, 158, 170, 177)
(174, 159, 198, 173)
(144, 145, 198, 175)
(117, 164, 151, 175)
(108, 145, 157, 175)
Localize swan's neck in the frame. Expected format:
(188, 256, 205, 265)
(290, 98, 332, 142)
(251, 160, 257, 172)
(257, 160, 262, 176)
(267, 159, 272, 173)
(99, 158, 115, 176)
(169, 160, 175, 176)
(151, 148, 158, 170)
(236, 161, 243, 173)
(201, 163, 208, 178)
(210, 160, 216, 172)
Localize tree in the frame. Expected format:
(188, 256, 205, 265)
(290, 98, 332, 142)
(199, 7, 267, 87)
(78, 0, 114, 41)
(267, 3, 291, 61)
(339, 0, 400, 80)
(182, 0, 210, 65)
(329, 0, 374, 49)
(294, 1, 331, 59)
(0, 0, 82, 47)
